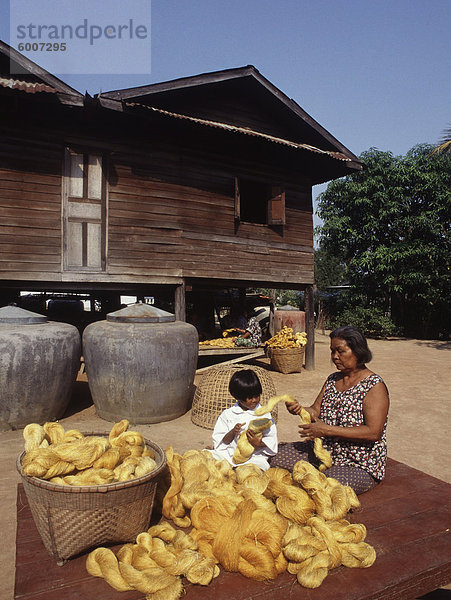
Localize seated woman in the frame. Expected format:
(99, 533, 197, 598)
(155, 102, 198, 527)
(232, 306, 262, 348)
(270, 326, 389, 494)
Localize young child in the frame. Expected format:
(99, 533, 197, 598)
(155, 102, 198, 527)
(208, 369, 277, 471)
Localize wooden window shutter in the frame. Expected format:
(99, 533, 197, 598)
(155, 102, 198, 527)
(63, 149, 106, 270)
(267, 186, 286, 225)
(234, 177, 240, 221)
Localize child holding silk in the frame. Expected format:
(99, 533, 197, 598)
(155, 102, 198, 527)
(208, 369, 277, 471)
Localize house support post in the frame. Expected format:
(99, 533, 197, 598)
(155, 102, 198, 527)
(304, 284, 315, 370)
(269, 289, 276, 337)
(174, 280, 186, 322)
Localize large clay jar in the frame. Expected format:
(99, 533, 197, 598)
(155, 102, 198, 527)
(0, 305, 81, 429)
(83, 303, 198, 424)
(274, 307, 306, 334)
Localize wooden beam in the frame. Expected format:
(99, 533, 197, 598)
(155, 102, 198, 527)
(196, 349, 265, 373)
(174, 280, 186, 322)
(304, 284, 315, 370)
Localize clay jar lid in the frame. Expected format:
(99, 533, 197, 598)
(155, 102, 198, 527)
(0, 305, 48, 324)
(106, 303, 175, 323)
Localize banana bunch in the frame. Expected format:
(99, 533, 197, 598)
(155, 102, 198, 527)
(265, 326, 307, 348)
(199, 337, 237, 348)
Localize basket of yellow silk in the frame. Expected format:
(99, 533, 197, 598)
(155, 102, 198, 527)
(266, 327, 307, 374)
(16, 420, 167, 564)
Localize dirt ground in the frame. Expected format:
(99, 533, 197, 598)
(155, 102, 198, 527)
(1, 330, 450, 600)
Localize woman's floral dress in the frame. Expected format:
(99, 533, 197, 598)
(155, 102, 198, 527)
(234, 317, 262, 348)
(320, 372, 388, 480)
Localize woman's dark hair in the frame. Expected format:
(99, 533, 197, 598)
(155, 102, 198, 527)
(229, 369, 262, 402)
(330, 326, 372, 366)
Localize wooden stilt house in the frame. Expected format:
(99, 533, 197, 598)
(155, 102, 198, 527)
(0, 41, 363, 366)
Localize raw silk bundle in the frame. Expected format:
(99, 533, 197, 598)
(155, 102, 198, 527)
(86, 520, 219, 600)
(282, 516, 376, 588)
(86, 447, 375, 595)
(21, 420, 157, 484)
(190, 496, 288, 581)
(232, 418, 273, 465)
(292, 461, 360, 520)
(254, 394, 332, 471)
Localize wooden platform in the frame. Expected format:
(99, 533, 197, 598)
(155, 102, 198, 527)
(196, 347, 266, 373)
(15, 458, 451, 600)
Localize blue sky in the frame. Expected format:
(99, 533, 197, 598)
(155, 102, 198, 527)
(2, 0, 450, 224)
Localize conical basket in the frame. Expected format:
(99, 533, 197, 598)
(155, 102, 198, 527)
(191, 365, 277, 429)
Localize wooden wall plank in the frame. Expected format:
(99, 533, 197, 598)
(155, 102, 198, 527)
(0, 120, 315, 288)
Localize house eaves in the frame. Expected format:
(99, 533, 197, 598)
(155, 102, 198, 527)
(99, 65, 361, 163)
(0, 39, 83, 105)
(123, 100, 358, 165)
(0, 76, 58, 94)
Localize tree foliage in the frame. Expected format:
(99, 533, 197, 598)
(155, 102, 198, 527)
(316, 144, 450, 338)
(313, 247, 347, 290)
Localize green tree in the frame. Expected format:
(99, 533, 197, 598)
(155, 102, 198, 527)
(316, 144, 451, 338)
(314, 246, 348, 290)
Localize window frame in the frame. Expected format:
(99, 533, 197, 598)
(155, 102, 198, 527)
(62, 148, 108, 272)
(234, 177, 286, 226)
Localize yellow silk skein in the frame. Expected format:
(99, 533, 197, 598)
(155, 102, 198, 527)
(87, 520, 219, 600)
(292, 460, 360, 520)
(281, 515, 375, 588)
(87, 445, 376, 595)
(21, 420, 157, 485)
(23, 424, 47, 452)
(232, 418, 272, 465)
(255, 394, 332, 471)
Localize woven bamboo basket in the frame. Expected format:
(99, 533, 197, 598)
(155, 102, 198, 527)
(16, 435, 167, 564)
(191, 365, 278, 429)
(269, 347, 304, 374)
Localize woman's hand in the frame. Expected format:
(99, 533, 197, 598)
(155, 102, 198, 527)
(246, 429, 264, 448)
(298, 417, 330, 440)
(286, 402, 318, 421)
(286, 400, 303, 415)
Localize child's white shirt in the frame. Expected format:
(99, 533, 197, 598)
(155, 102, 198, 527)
(210, 402, 277, 471)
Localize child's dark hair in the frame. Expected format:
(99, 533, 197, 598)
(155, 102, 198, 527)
(229, 369, 262, 402)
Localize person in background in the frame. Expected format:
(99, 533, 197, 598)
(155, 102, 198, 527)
(270, 326, 389, 494)
(232, 306, 262, 348)
(228, 304, 248, 330)
(208, 369, 277, 471)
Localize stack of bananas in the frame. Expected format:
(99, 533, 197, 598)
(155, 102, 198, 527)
(265, 326, 307, 348)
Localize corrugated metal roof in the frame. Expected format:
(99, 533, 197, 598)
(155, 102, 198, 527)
(0, 77, 57, 94)
(124, 101, 352, 162)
